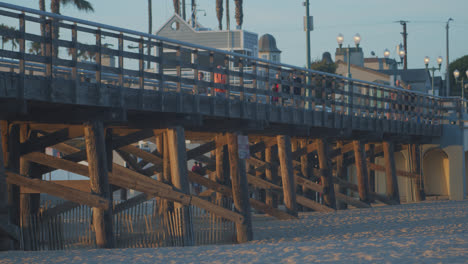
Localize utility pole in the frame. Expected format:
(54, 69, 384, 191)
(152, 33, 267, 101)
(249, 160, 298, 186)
(446, 18, 453, 96)
(182, 0, 186, 20)
(147, 0, 152, 69)
(398, 20, 408, 70)
(225, 0, 230, 31)
(304, 0, 311, 70)
(191, 0, 196, 28)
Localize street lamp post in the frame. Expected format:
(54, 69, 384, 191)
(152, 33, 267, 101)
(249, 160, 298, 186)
(424, 56, 443, 96)
(337, 34, 360, 115)
(336, 33, 361, 78)
(383, 48, 405, 86)
(453, 69, 468, 99)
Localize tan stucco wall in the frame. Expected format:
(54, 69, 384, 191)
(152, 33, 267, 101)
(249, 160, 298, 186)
(347, 144, 465, 202)
(443, 145, 465, 200)
(373, 152, 409, 202)
(423, 148, 449, 196)
(422, 144, 465, 200)
(364, 61, 392, 71)
(336, 63, 390, 84)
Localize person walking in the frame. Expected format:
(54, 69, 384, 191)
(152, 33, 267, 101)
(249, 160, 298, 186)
(214, 65, 227, 97)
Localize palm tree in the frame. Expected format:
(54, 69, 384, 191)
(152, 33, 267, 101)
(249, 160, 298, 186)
(29, 42, 42, 55)
(0, 24, 9, 50)
(216, 0, 223, 30)
(147, 0, 152, 69)
(225, 0, 230, 30)
(173, 0, 180, 15)
(50, 0, 94, 57)
(0, 24, 18, 51)
(39, 0, 45, 55)
(234, 0, 243, 29)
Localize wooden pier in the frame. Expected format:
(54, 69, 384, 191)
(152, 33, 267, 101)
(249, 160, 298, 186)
(0, 2, 465, 250)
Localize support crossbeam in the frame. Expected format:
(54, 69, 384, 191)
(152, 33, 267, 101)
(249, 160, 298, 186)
(5, 171, 109, 209)
(23, 152, 244, 224)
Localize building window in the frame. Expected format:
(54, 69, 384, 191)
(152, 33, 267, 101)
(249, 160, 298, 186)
(171, 21, 179, 31)
(272, 55, 278, 62)
(262, 55, 267, 60)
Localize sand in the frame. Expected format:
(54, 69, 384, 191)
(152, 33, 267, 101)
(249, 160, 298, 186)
(1, 199, 467, 264)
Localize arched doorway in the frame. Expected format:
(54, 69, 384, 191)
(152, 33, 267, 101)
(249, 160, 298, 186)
(423, 149, 449, 197)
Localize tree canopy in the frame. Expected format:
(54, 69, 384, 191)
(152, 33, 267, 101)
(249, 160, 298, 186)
(310, 59, 337, 74)
(449, 55, 468, 97)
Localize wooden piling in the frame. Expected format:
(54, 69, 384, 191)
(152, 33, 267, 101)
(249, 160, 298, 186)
(166, 126, 193, 246)
(159, 132, 174, 214)
(366, 144, 375, 203)
(0, 121, 7, 168)
(291, 140, 302, 212)
(265, 145, 279, 208)
(335, 141, 348, 210)
(300, 139, 314, 211)
(84, 121, 114, 248)
(0, 125, 10, 250)
(383, 141, 400, 204)
(277, 135, 298, 215)
(215, 134, 229, 207)
(353, 140, 370, 203)
(7, 124, 20, 231)
(19, 125, 32, 250)
(316, 139, 336, 209)
(411, 144, 425, 202)
(227, 133, 253, 243)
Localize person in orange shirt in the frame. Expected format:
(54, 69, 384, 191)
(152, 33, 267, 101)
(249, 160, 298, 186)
(214, 65, 226, 96)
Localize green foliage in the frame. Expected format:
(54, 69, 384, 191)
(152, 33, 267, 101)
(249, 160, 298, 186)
(60, 0, 94, 12)
(0, 24, 18, 50)
(28, 41, 42, 55)
(449, 55, 468, 97)
(310, 59, 337, 74)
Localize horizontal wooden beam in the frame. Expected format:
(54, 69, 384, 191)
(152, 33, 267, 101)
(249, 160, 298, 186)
(249, 199, 297, 220)
(20, 128, 72, 155)
(295, 175, 324, 193)
(335, 192, 371, 208)
(40, 201, 79, 219)
(332, 176, 398, 205)
(367, 162, 418, 178)
(52, 142, 80, 155)
(6, 171, 109, 210)
(21, 180, 91, 194)
(186, 140, 216, 160)
(25, 152, 244, 224)
(113, 193, 149, 214)
(27, 124, 83, 134)
(123, 145, 296, 220)
(296, 195, 334, 212)
(119, 145, 163, 172)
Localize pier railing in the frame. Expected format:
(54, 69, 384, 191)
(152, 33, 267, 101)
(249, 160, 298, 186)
(0, 2, 464, 129)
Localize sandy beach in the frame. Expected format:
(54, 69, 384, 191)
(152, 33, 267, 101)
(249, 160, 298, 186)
(1, 199, 467, 264)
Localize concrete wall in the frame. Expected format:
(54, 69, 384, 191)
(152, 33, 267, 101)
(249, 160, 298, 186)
(422, 147, 449, 197)
(347, 142, 466, 202)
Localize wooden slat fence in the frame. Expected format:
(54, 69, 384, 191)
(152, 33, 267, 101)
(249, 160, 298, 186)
(20, 198, 236, 250)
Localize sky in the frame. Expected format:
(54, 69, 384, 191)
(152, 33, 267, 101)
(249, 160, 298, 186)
(3, 0, 468, 78)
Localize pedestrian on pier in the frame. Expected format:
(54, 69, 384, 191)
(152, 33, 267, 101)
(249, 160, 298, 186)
(195, 71, 208, 95)
(271, 73, 280, 104)
(293, 73, 302, 107)
(214, 66, 226, 97)
(282, 73, 291, 106)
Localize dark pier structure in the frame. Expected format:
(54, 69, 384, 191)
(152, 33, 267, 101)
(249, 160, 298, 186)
(0, 3, 464, 250)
